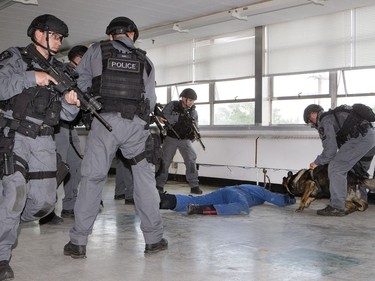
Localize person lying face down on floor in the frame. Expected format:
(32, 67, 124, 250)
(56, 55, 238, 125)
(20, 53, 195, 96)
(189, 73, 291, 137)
(159, 184, 296, 215)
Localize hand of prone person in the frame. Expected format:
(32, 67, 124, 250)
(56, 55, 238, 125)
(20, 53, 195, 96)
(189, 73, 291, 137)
(35, 71, 57, 86)
(64, 90, 81, 107)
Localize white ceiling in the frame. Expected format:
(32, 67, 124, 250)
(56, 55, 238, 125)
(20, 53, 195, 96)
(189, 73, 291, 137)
(0, 0, 375, 54)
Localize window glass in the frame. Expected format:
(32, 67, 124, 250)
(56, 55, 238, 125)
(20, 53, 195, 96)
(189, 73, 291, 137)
(215, 79, 254, 101)
(337, 96, 375, 110)
(272, 99, 331, 124)
(155, 86, 168, 105)
(337, 69, 375, 95)
(273, 73, 329, 97)
(172, 84, 209, 103)
(214, 102, 254, 125)
(195, 104, 210, 126)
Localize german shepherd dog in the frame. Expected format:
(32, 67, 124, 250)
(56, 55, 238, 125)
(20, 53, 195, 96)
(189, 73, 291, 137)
(282, 164, 375, 214)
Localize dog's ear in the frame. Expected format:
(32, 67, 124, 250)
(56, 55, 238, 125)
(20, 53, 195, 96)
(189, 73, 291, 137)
(288, 171, 293, 177)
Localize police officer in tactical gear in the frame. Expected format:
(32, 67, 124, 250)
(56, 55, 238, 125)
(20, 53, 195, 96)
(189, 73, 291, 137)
(39, 48, 88, 226)
(156, 88, 203, 194)
(64, 16, 167, 258)
(68, 45, 88, 67)
(303, 104, 375, 216)
(55, 45, 88, 219)
(0, 14, 80, 280)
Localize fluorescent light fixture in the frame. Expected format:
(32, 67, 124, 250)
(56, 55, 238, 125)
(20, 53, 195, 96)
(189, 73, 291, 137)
(0, 0, 14, 10)
(231, 10, 248, 21)
(172, 23, 189, 33)
(13, 0, 38, 4)
(0, 0, 37, 10)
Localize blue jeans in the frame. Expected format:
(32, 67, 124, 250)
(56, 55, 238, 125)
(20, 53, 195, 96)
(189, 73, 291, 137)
(174, 184, 294, 215)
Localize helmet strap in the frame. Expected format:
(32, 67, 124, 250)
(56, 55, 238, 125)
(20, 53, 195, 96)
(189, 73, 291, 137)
(31, 31, 57, 58)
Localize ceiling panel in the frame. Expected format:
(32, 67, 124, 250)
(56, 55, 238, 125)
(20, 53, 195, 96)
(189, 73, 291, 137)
(0, 0, 374, 54)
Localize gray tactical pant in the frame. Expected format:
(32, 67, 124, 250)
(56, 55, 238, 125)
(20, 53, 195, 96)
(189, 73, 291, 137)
(329, 128, 375, 210)
(55, 126, 82, 211)
(0, 132, 57, 261)
(69, 113, 163, 245)
(156, 136, 199, 188)
(115, 153, 134, 199)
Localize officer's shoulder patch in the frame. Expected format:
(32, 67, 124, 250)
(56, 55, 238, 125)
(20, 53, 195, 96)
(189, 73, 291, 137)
(0, 50, 12, 62)
(318, 127, 324, 136)
(318, 127, 326, 141)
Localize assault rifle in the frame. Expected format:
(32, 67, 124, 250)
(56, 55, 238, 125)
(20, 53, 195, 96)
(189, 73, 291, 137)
(23, 44, 112, 131)
(185, 108, 206, 151)
(154, 103, 180, 140)
(150, 111, 167, 141)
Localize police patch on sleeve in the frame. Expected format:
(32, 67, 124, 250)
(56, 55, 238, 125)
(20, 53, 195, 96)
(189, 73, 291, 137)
(318, 127, 326, 141)
(0, 50, 12, 62)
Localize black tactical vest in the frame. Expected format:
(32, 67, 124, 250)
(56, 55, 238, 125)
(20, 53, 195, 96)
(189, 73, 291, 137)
(168, 101, 195, 140)
(91, 40, 147, 117)
(5, 48, 62, 126)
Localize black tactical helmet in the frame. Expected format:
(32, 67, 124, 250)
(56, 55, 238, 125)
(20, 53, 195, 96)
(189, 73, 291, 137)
(106, 17, 139, 42)
(27, 14, 69, 38)
(303, 104, 324, 124)
(68, 45, 88, 61)
(179, 88, 197, 100)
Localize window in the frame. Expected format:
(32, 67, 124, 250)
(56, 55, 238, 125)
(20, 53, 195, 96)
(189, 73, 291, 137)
(173, 84, 209, 102)
(272, 99, 331, 124)
(215, 79, 254, 100)
(214, 102, 254, 125)
(271, 73, 330, 124)
(155, 86, 168, 105)
(214, 78, 254, 125)
(337, 69, 375, 95)
(273, 73, 329, 97)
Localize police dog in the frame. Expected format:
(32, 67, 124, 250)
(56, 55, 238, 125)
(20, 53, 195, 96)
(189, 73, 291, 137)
(282, 164, 375, 214)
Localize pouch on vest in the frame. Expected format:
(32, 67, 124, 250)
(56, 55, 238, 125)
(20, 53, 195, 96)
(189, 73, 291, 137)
(0, 136, 15, 178)
(352, 103, 375, 122)
(145, 133, 162, 166)
(56, 152, 69, 187)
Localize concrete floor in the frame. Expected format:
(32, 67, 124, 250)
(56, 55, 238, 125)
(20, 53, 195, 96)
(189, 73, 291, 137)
(10, 175, 375, 281)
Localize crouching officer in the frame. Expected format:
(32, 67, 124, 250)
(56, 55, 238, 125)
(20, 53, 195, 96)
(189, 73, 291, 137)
(64, 16, 167, 259)
(0, 14, 80, 280)
(303, 104, 375, 217)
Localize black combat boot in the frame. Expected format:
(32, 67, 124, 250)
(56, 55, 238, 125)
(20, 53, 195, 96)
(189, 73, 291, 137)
(39, 211, 64, 225)
(187, 204, 217, 215)
(159, 192, 177, 210)
(64, 241, 87, 259)
(144, 238, 168, 254)
(0, 260, 14, 281)
(190, 186, 203, 194)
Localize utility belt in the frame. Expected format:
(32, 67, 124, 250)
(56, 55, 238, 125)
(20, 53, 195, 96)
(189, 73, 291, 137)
(0, 115, 54, 139)
(125, 133, 162, 166)
(59, 120, 73, 130)
(100, 97, 150, 123)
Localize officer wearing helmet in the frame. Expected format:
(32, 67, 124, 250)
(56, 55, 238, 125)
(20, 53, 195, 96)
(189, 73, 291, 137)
(52, 45, 88, 221)
(156, 88, 203, 195)
(303, 104, 375, 216)
(64, 16, 167, 258)
(68, 45, 88, 67)
(0, 14, 80, 280)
